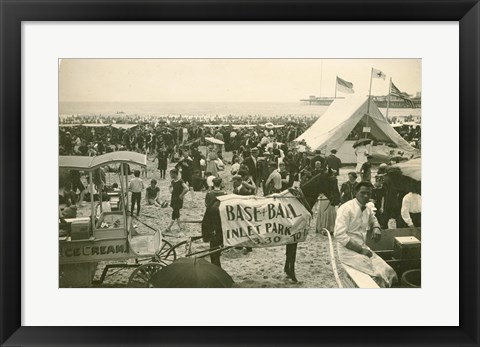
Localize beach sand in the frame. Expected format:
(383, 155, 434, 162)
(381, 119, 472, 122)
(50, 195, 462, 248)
(75, 148, 373, 288)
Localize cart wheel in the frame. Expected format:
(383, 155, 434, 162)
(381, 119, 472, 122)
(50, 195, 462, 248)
(165, 240, 188, 259)
(154, 239, 176, 267)
(127, 262, 163, 288)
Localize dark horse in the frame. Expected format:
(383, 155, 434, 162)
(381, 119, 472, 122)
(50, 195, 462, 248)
(201, 173, 336, 283)
(300, 170, 340, 214)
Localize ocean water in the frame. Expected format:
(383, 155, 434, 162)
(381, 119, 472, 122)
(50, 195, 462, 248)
(59, 101, 421, 120)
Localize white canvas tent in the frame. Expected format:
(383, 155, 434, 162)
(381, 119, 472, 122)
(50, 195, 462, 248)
(295, 96, 415, 163)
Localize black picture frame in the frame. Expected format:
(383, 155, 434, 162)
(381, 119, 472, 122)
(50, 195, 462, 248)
(1, 0, 478, 346)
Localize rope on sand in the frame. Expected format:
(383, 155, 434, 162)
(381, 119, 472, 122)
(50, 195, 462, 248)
(322, 228, 343, 288)
(133, 216, 184, 238)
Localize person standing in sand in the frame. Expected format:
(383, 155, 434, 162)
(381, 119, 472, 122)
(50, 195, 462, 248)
(205, 145, 218, 177)
(166, 168, 189, 233)
(128, 170, 144, 217)
(242, 147, 260, 187)
(201, 180, 225, 267)
(355, 143, 369, 173)
(205, 178, 226, 208)
(152, 145, 168, 179)
(340, 172, 358, 205)
(360, 155, 373, 183)
(231, 174, 255, 254)
(175, 150, 194, 202)
(325, 149, 342, 176)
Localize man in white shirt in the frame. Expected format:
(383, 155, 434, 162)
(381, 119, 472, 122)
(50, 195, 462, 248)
(265, 162, 282, 194)
(401, 191, 421, 227)
(334, 182, 398, 287)
(128, 170, 144, 217)
(205, 172, 216, 190)
(230, 157, 241, 176)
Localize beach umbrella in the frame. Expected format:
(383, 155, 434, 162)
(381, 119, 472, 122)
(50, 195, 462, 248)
(150, 257, 234, 288)
(352, 138, 373, 148)
(393, 157, 421, 181)
(205, 136, 225, 145)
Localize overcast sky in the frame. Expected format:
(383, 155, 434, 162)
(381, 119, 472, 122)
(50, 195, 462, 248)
(59, 59, 421, 103)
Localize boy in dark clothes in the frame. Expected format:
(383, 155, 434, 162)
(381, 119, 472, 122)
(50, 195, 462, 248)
(166, 169, 189, 232)
(360, 155, 373, 182)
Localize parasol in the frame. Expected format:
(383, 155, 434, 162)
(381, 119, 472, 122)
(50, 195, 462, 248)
(393, 157, 421, 181)
(150, 257, 234, 288)
(205, 136, 225, 145)
(352, 138, 373, 148)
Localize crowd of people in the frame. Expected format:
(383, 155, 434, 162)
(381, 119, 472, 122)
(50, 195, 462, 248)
(59, 114, 421, 288)
(59, 120, 313, 160)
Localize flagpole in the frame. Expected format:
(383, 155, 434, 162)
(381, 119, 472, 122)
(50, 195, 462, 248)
(386, 77, 392, 122)
(367, 68, 373, 115)
(320, 60, 323, 99)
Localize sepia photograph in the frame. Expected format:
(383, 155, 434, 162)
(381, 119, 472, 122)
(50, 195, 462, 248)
(58, 58, 422, 289)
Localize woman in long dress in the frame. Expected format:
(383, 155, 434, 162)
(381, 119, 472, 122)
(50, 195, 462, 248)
(315, 171, 337, 233)
(205, 146, 218, 177)
(354, 144, 369, 173)
(316, 194, 336, 233)
(153, 145, 168, 179)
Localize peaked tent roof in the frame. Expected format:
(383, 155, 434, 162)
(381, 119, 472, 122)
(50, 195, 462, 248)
(295, 96, 414, 152)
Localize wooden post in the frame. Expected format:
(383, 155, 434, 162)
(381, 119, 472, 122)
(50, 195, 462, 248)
(89, 171, 96, 236)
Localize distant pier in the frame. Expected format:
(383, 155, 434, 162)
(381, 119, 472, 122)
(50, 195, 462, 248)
(300, 95, 421, 108)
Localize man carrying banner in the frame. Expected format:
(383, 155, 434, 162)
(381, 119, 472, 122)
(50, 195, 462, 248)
(202, 178, 226, 267)
(231, 175, 254, 254)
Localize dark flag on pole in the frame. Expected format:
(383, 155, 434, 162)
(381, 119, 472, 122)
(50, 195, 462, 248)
(390, 82, 415, 108)
(336, 76, 354, 94)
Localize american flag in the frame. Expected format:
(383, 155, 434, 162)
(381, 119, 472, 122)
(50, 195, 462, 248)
(390, 82, 415, 108)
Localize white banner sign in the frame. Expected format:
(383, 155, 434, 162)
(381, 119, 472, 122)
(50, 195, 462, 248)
(217, 191, 311, 248)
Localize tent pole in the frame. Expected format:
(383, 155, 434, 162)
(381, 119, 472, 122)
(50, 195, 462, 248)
(365, 68, 374, 138)
(334, 76, 337, 99)
(320, 60, 323, 98)
(386, 78, 392, 122)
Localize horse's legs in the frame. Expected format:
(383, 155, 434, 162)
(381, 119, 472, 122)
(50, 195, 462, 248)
(285, 243, 298, 282)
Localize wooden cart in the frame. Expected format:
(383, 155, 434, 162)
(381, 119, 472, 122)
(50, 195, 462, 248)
(59, 151, 176, 287)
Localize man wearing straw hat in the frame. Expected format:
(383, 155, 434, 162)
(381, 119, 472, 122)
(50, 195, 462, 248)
(242, 147, 260, 187)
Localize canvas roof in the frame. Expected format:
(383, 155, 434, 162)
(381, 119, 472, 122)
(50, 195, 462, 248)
(59, 151, 147, 170)
(110, 124, 139, 130)
(295, 96, 415, 152)
(394, 157, 421, 181)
